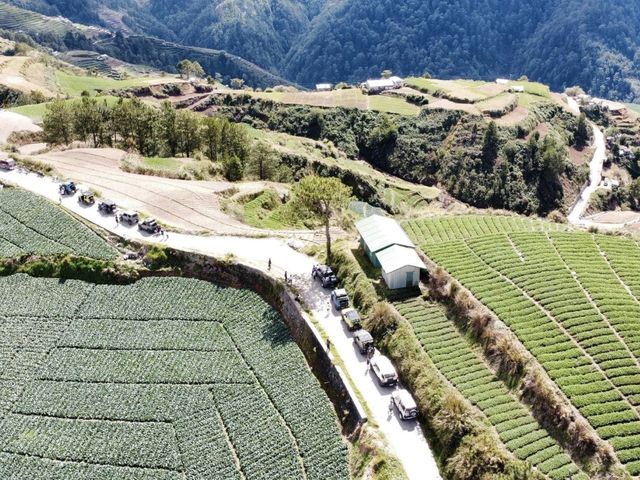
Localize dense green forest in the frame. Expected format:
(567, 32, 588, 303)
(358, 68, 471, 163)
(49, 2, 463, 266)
(5, 0, 640, 100)
(199, 94, 585, 215)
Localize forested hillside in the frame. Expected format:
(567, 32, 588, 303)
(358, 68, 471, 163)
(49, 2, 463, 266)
(5, 0, 640, 100)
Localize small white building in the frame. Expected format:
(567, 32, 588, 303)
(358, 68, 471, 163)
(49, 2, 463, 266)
(376, 245, 426, 289)
(316, 83, 332, 92)
(496, 78, 510, 85)
(509, 85, 525, 93)
(355, 214, 426, 289)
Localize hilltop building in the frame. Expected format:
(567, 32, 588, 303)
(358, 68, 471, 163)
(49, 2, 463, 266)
(355, 215, 426, 289)
(361, 76, 404, 94)
(316, 83, 332, 92)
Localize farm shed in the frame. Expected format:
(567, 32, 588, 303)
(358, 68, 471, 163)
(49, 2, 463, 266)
(377, 245, 426, 289)
(316, 83, 332, 91)
(355, 215, 415, 268)
(361, 76, 404, 94)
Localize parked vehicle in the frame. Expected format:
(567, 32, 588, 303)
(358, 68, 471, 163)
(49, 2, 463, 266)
(353, 329, 374, 354)
(139, 217, 161, 234)
(0, 158, 16, 170)
(331, 288, 349, 310)
(119, 210, 139, 225)
(312, 264, 338, 288)
(391, 389, 418, 420)
(98, 199, 117, 215)
(371, 355, 398, 386)
(341, 308, 361, 331)
(78, 190, 95, 205)
(59, 181, 77, 196)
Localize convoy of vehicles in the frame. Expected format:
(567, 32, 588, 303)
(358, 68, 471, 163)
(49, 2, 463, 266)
(119, 210, 139, 225)
(353, 329, 375, 354)
(98, 199, 117, 215)
(331, 288, 350, 310)
(78, 190, 95, 205)
(371, 355, 399, 386)
(139, 217, 161, 234)
(341, 308, 362, 331)
(391, 389, 418, 420)
(312, 264, 338, 288)
(0, 157, 16, 170)
(59, 181, 77, 196)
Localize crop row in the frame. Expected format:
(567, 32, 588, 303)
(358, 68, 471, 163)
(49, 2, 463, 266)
(395, 296, 584, 480)
(0, 413, 182, 470)
(596, 235, 640, 301)
(423, 234, 640, 475)
(402, 214, 564, 245)
(0, 452, 181, 480)
(0, 275, 348, 479)
(0, 189, 117, 260)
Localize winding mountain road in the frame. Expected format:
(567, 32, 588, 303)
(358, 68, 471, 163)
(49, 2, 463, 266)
(565, 97, 640, 229)
(0, 167, 443, 480)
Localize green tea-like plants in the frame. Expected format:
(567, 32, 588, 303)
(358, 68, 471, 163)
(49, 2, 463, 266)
(395, 297, 584, 479)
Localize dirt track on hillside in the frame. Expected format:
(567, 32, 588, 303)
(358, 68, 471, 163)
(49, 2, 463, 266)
(34, 148, 314, 237)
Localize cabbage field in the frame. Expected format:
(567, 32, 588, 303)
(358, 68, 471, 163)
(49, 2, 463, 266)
(413, 214, 640, 477)
(0, 275, 348, 479)
(0, 189, 116, 260)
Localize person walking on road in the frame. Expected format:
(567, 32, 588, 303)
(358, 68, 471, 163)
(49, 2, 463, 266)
(268, 258, 271, 271)
(326, 338, 331, 352)
(284, 271, 288, 283)
(388, 398, 394, 416)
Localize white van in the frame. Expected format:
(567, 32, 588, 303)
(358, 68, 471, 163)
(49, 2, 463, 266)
(371, 355, 398, 386)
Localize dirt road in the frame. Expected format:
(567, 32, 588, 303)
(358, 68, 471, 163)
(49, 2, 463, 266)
(0, 168, 443, 480)
(34, 148, 320, 239)
(0, 110, 41, 143)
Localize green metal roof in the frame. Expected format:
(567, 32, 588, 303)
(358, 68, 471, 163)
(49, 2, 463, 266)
(355, 215, 415, 253)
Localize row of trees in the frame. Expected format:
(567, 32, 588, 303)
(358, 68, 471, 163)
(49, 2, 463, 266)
(42, 96, 285, 181)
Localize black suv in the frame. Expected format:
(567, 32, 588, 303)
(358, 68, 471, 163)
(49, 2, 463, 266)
(312, 264, 338, 288)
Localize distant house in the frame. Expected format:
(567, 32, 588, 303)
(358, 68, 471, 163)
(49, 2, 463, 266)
(361, 76, 404, 94)
(355, 215, 426, 289)
(509, 85, 525, 93)
(496, 78, 510, 85)
(316, 83, 332, 92)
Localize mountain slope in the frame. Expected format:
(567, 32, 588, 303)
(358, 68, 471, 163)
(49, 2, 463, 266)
(3, 0, 640, 100)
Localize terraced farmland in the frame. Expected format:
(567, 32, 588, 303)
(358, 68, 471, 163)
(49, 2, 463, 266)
(395, 297, 586, 479)
(0, 275, 348, 479)
(0, 188, 117, 260)
(415, 219, 640, 476)
(403, 215, 567, 246)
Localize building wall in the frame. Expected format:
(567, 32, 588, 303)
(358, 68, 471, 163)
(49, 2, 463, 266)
(382, 266, 420, 289)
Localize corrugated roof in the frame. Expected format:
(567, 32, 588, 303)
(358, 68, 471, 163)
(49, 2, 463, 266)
(377, 245, 426, 273)
(355, 215, 415, 253)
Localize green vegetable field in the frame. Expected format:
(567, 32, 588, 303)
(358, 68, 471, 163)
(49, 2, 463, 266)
(0, 189, 117, 260)
(412, 215, 640, 476)
(403, 215, 567, 245)
(0, 275, 348, 479)
(395, 297, 586, 479)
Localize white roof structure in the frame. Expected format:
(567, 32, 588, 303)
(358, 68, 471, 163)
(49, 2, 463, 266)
(355, 215, 414, 253)
(365, 79, 396, 89)
(376, 245, 426, 274)
(316, 83, 332, 90)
